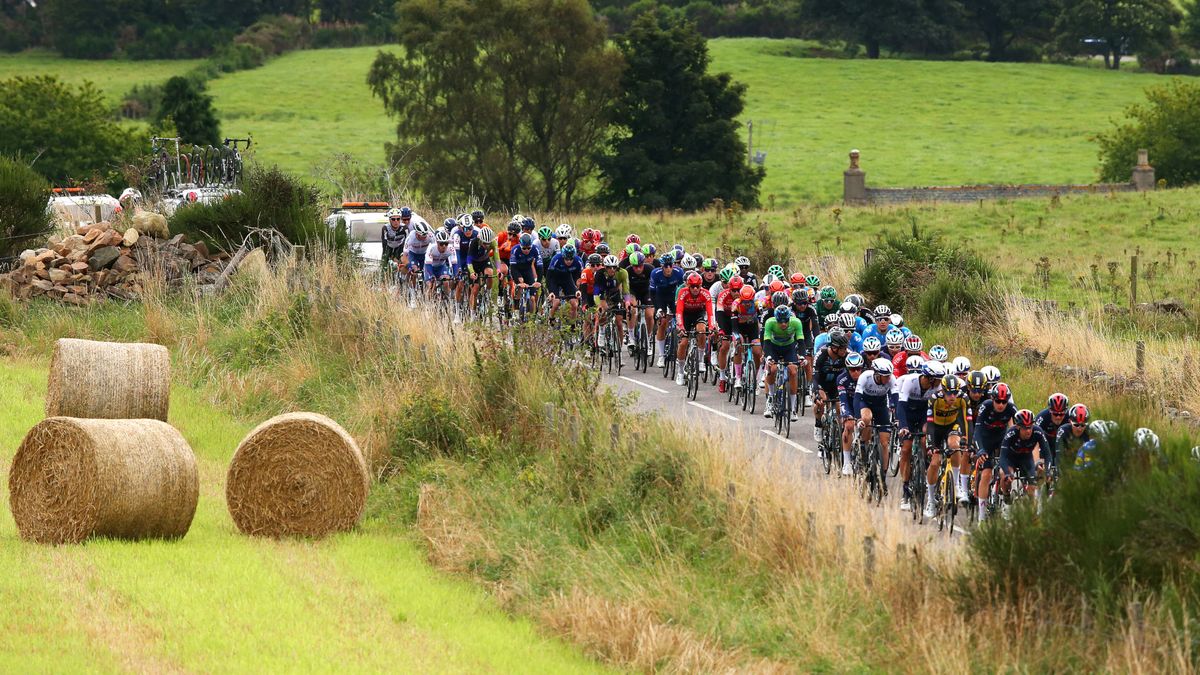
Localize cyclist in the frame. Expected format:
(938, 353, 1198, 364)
(713, 271, 738, 392)
(466, 226, 500, 312)
(950, 356, 972, 379)
(860, 336, 884, 365)
(675, 272, 714, 387)
(884, 329, 906, 362)
(734, 256, 758, 289)
(545, 244, 583, 320)
(580, 228, 600, 258)
(923, 373, 971, 517)
(791, 288, 819, 404)
(1075, 420, 1111, 470)
(508, 232, 542, 315)
(973, 382, 1017, 521)
(532, 226, 559, 295)
(893, 334, 928, 376)
(451, 215, 479, 306)
(834, 348, 862, 473)
(889, 313, 912, 337)
(837, 314, 864, 353)
(625, 252, 655, 357)
(470, 209, 487, 231)
(729, 284, 763, 393)
(1055, 404, 1090, 470)
(861, 305, 893, 345)
(762, 304, 803, 421)
(402, 221, 433, 287)
(816, 286, 840, 324)
(997, 409, 1048, 500)
(852, 358, 895, 471)
(928, 344, 949, 363)
(382, 207, 408, 273)
(651, 254, 685, 368)
(496, 219, 520, 281)
(593, 255, 630, 351)
(423, 229, 457, 297)
(895, 361, 944, 511)
(1035, 392, 1070, 468)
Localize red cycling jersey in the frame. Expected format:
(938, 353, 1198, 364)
(676, 287, 714, 328)
(716, 289, 736, 313)
(892, 350, 929, 377)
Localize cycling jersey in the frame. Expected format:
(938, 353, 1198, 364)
(762, 317, 803, 346)
(895, 373, 938, 431)
(1035, 408, 1066, 446)
(382, 223, 406, 254)
(793, 305, 818, 342)
(546, 253, 583, 277)
(892, 350, 929, 377)
(675, 288, 714, 328)
(835, 369, 856, 416)
(425, 242, 457, 267)
(1075, 440, 1097, 469)
(1055, 425, 1090, 466)
(928, 391, 969, 429)
(861, 323, 894, 346)
(451, 226, 477, 263)
(496, 231, 517, 262)
(815, 299, 840, 322)
(715, 289, 736, 314)
(854, 371, 892, 399)
(508, 243, 540, 270)
(533, 239, 559, 265)
(1000, 426, 1049, 457)
(402, 229, 432, 257)
(467, 239, 498, 268)
(626, 265, 652, 299)
(593, 268, 629, 299)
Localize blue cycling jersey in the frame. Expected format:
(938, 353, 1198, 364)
(508, 243, 540, 269)
(547, 253, 583, 276)
(650, 266, 684, 292)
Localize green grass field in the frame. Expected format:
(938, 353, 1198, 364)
(0, 40, 1173, 203)
(0, 49, 201, 105)
(0, 360, 603, 674)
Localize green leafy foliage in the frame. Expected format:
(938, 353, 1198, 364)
(0, 155, 54, 260)
(156, 77, 221, 147)
(388, 395, 469, 464)
(0, 76, 142, 186)
(168, 164, 346, 252)
(1097, 81, 1200, 187)
(1053, 0, 1183, 69)
(597, 10, 764, 210)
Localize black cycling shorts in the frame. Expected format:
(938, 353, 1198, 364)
(680, 308, 707, 332)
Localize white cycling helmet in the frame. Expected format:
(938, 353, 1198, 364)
(905, 355, 925, 371)
(510, 214, 524, 224)
(118, 187, 143, 204)
(386, 207, 404, 219)
(871, 358, 894, 376)
(602, 254, 619, 267)
(981, 365, 1001, 384)
(680, 254, 697, 270)
(929, 345, 949, 362)
(840, 301, 856, 314)
(734, 256, 750, 267)
(886, 329, 905, 348)
(861, 336, 882, 352)
(1088, 420, 1110, 440)
(838, 313, 856, 329)
(555, 223, 573, 238)
(890, 313, 904, 327)
(413, 221, 430, 235)
(922, 361, 947, 379)
(1134, 427, 1160, 452)
(458, 213, 473, 229)
(433, 229, 450, 243)
(477, 226, 495, 244)
(951, 356, 971, 375)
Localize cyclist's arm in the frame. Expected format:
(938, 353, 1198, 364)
(675, 291, 685, 329)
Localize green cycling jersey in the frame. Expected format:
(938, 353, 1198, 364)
(762, 316, 803, 346)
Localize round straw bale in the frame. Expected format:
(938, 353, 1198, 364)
(45, 338, 170, 421)
(226, 412, 369, 538)
(9, 417, 199, 544)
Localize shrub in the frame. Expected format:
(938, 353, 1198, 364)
(1096, 81, 1200, 187)
(388, 395, 469, 464)
(916, 271, 992, 325)
(168, 165, 346, 252)
(0, 155, 54, 260)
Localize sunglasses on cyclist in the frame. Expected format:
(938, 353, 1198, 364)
(389, 217, 403, 222)
(1072, 422, 1086, 428)
(437, 241, 448, 246)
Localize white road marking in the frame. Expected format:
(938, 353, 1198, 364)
(687, 401, 740, 422)
(618, 375, 669, 394)
(761, 429, 814, 453)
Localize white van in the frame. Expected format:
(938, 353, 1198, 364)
(46, 188, 121, 229)
(325, 201, 391, 269)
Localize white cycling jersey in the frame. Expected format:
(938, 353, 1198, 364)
(403, 229, 432, 256)
(709, 280, 725, 307)
(895, 372, 939, 402)
(855, 371, 893, 398)
(424, 243, 457, 267)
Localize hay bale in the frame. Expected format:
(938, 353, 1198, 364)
(46, 338, 170, 421)
(226, 412, 369, 538)
(9, 417, 199, 544)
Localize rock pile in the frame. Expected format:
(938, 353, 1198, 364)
(2, 223, 228, 304)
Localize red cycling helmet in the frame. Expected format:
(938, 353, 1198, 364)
(992, 382, 1011, 403)
(581, 228, 595, 242)
(904, 335, 923, 353)
(625, 233, 640, 245)
(739, 285, 755, 300)
(728, 276, 744, 291)
(593, 229, 604, 242)
(686, 272, 703, 287)
(789, 272, 805, 286)
(1014, 409, 1035, 427)
(1068, 403, 1089, 425)
(768, 280, 785, 293)
(1047, 392, 1069, 415)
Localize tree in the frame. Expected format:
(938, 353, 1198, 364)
(0, 76, 141, 185)
(961, 0, 1060, 61)
(1096, 81, 1200, 186)
(156, 77, 221, 147)
(1054, 0, 1182, 69)
(800, 0, 963, 58)
(0, 155, 54, 260)
(596, 10, 763, 210)
(368, 0, 623, 210)
(1182, 0, 1200, 51)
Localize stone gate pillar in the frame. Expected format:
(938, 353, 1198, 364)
(843, 149, 867, 205)
(1132, 149, 1156, 191)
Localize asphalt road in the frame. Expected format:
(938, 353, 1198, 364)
(599, 346, 970, 548)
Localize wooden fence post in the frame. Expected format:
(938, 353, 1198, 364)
(863, 536, 875, 587)
(864, 248, 877, 267)
(1136, 341, 1145, 382)
(610, 423, 620, 449)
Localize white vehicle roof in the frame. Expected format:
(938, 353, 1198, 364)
(47, 191, 121, 227)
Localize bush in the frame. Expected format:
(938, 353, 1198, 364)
(388, 395, 469, 464)
(168, 165, 345, 252)
(1096, 81, 1200, 187)
(854, 221, 993, 321)
(0, 155, 54, 260)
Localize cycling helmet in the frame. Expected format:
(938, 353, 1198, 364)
(395, 206, 410, 218)
(118, 188, 143, 204)
(587, 253, 603, 266)
(444, 217, 458, 229)
(471, 209, 485, 222)
(629, 252, 646, 266)
(991, 382, 1012, 403)
(659, 254, 675, 266)
(1067, 404, 1089, 425)
(906, 355, 926, 372)
(820, 286, 838, 301)
(562, 244, 576, 258)
(967, 370, 987, 391)
(885, 329, 905, 348)
(518, 232, 533, 247)
(840, 301, 856, 314)
(386, 207, 404, 219)
(603, 254, 619, 267)
(904, 335, 924, 353)
(693, 251, 705, 264)
(681, 254, 697, 270)
(729, 276, 744, 291)
(1088, 420, 1110, 440)
(872, 358, 894, 376)
(766, 264, 785, 279)
(413, 221, 430, 235)
(592, 229, 604, 242)
(593, 243, 609, 257)
(789, 272, 805, 286)
(507, 221, 520, 234)
(838, 313, 856, 329)
(644, 243, 656, 257)
(791, 288, 808, 305)
(510, 214, 523, 224)
(951, 356, 971, 376)
(581, 228, 596, 242)
(805, 274, 820, 287)
(521, 216, 535, 231)
(769, 279, 785, 294)
(922, 361, 946, 379)
(824, 314, 839, 328)
(537, 226, 553, 240)
(686, 271, 703, 287)
(846, 293, 865, 308)
(719, 267, 735, 283)
(929, 345, 949, 362)
(625, 243, 638, 256)
(555, 224, 573, 238)
(734, 256, 750, 268)
(774, 305, 793, 323)
(625, 233, 640, 245)
(941, 374, 962, 391)
(1134, 427, 1160, 452)
(702, 258, 718, 272)
(771, 291, 789, 307)
(739, 285, 755, 300)
(1047, 393, 1069, 415)
(861, 337, 882, 353)
(1014, 409, 1035, 427)
(434, 229, 451, 243)
(761, 274, 777, 288)
(829, 330, 849, 348)
(981, 365, 1001, 384)
(873, 304, 891, 317)
(890, 313, 904, 327)
(846, 352, 865, 369)
(478, 226, 496, 244)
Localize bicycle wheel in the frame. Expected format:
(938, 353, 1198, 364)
(912, 454, 928, 524)
(611, 321, 623, 375)
(686, 347, 700, 401)
(944, 467, 958, 535)
(796, 370, 808, 418)
(889, 434, 901, 477)
(744, 356, 757, 414)
(819, 408, 834, 475)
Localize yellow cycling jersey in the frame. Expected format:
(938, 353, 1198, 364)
(928, 391, 969, 428)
